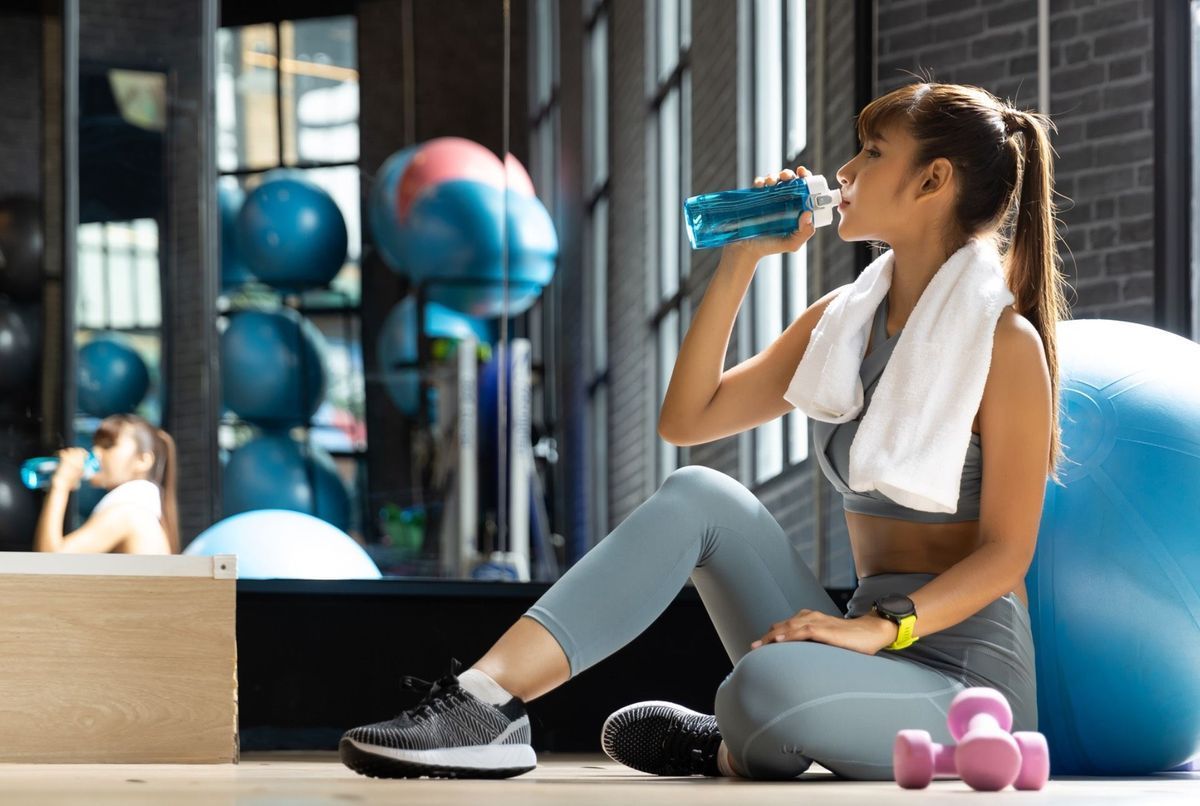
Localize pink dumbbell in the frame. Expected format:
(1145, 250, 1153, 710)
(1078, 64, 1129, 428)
(893, 687, 1049, 791)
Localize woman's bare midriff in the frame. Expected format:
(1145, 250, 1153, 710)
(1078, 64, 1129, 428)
(848, 510, 1028, 610)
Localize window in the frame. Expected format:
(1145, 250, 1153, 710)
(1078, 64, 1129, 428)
(215, 15, 367, 537)
(649, 0, 691, 488)
(749, 0, 808, 485)
(583, 0, 610, 544)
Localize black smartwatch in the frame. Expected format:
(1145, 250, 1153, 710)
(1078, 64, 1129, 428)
(872, 593, 919, 650)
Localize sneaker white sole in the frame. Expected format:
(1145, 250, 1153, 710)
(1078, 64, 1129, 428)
(345, 737, 536, 769)
(600, 700, 712, 764)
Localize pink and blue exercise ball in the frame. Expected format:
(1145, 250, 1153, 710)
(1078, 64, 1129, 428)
(377, 296, 494, 416)
(77, 338, 150, 418)
(1026, 318, 1200, 775)
(236, 174, 348, 290)
(367, 145, 420, 272)
(222, 434, 351, 532)
(185, 509, 380, 580)
(395, 136, 508, 220)
(220, 308, 329, 429)
(402, 180, 557, 317)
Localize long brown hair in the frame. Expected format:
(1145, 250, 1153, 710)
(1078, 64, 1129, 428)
(855, 82, 1069, 485)
(93, 414, 180, 552)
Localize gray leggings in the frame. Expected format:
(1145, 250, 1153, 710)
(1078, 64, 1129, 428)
(524, 465, 1037, 780)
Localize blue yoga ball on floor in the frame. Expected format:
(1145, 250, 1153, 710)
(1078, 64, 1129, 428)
(77, 338, 150, 418)
(1026, 318, 1200, 776)
(222, 434, 352, 532)
(185, 509, 380, 580)
(220, 308, 328, 429)
(236, 174, 348, 290)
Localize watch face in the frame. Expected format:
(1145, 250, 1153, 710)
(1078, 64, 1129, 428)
(876, 594, 916, 619)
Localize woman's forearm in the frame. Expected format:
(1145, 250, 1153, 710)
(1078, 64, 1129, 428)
(907, 541, 1031, 639)
(33, 487, 70, 552)
(659, 249, 759, 431)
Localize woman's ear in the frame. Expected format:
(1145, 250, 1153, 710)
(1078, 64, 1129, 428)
(133, 450, 156, 478)
(918, 157, 954, 198)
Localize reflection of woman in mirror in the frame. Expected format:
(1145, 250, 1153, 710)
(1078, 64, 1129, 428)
(34, 414, 178, 555)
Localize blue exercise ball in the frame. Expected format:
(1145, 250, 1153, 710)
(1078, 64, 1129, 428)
(185, 509, 380, 580)
(221, 308, 328, 429)
(377, 295, 493, 416)
(218, 182, 255, 289)
(1026, 318, 1200, 776)
(236, 175, 348, 290)
(403, 180, 556, 318)
(367, 146, 420, 272)
(77, 338, 150, 418)
(222, 434, 351, 531)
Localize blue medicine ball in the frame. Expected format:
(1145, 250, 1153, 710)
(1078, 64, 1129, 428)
(77, 338, 150, 418)
(185, 509, 380, 580)
(222, 434, 351, 532)
(236, 175, 348, 290)
(220, 308, 328, 429)
(1027, 319, 1200, 775)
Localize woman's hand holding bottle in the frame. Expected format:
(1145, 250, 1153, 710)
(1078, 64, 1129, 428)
(721, 166, 817, 263)
(50, 448, 90, 492)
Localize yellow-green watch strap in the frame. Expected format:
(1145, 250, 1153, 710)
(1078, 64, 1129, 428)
(887, 614, 919, 650)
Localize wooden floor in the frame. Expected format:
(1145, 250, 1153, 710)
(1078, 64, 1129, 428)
(0, 752, 1194, 804)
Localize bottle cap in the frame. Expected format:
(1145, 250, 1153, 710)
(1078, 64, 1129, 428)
(803, 174, 842, 228)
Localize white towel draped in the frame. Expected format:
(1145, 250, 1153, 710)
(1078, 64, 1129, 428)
(783, 237, 1014, 513)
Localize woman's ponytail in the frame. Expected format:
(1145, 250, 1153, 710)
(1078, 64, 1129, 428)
(154, 427, 180, 553)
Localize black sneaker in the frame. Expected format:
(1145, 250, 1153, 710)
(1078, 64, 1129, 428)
(339, 659, 536, 779)
(600, 700, 723, 777)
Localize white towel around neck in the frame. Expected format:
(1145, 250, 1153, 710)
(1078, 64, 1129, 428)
(783, 237, 1014, 513)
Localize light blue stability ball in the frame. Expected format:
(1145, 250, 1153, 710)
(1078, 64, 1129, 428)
(77, 338, 150, 418)
(222, 434, 352, 532)
(377, 295, 494, 417)
(218, 181, 255, 290)
(402, 180, 558, 318)
(220, 308, 329, 429)
(236, 173, 348, 290)
(1026, 318, 1200, 776)
(367, 146, 420, 272)
(185, 509, 380, 580)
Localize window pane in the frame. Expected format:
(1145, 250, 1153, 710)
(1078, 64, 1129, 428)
(280, 16, 359, 165)
(786, 0, 807, 157)
(680, 0, 691, 51)
(296, 165, 362, 305)
(308, 312, 367, 454)
(658, 308, 680, 483)
(658, 0, 679, 82)
(590, 13, 609, 191)
(216, 24, 279, 172)
(591, 196, 608, 373)
(754, 0, 783, 176)
(787, 246, 807, 464)
(537, 0, 554, 107)
(658, 88, 679, 300)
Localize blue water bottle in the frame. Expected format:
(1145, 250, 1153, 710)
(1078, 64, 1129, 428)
(20, 453, 101, 490)
(683, 173, 843, 250)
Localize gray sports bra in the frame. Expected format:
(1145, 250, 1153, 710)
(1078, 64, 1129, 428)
(810, 294, 983, 523)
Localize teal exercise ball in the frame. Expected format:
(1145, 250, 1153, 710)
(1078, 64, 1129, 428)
(236, 175, 348, 290)
(377, 296, 493, 416)
(1026, 318, 1200, 775)
(222, 434, 351, 532)
(220, 308, 329, 429)
(185, 509, 380, 580)
(77, 338, 150, 418)
(218, 182, 255, 289)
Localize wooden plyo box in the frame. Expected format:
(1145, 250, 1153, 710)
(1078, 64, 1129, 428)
(0, 553, 238, 763)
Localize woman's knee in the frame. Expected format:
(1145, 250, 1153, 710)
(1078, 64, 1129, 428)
(660, 465, 757, 512)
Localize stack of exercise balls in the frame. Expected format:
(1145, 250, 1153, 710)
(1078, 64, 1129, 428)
(368, 137, 558, 318)
(214, 172, 355, 538)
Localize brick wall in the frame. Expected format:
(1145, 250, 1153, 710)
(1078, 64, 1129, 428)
(0, 10, 42, 200)
(874, 0, 1156, 322)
